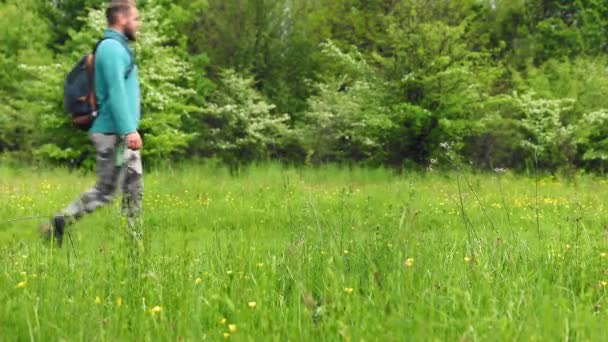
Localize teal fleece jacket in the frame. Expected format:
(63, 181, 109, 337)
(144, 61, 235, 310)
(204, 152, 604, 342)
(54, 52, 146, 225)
(90, 29, 141, 135)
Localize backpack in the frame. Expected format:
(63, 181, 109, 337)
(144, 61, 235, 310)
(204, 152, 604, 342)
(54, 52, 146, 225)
(64, 37, 135, 131)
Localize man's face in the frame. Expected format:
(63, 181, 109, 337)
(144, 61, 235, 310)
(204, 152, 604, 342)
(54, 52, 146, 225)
(118, 6, 140, 41)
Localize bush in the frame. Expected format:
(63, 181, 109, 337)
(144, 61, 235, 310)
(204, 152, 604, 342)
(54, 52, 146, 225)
(190, 69, 292, 170)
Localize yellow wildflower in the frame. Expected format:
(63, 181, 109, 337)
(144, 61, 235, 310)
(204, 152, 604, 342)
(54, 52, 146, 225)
(344, 287, 354, 295)
(116, 297, 123, 307)
(229, 324, 237, 333)
(94, 296, 102, 304)
(150, 306, 162, 315)
(195, 277, 203, 285)
(223, 332, 230, 339)
(220, 318, 227, 325)
(404, 258, 415, 267)
(464, 256, 472, 263)
(16, 281, 27, 289)
(248, 301, 257, 309)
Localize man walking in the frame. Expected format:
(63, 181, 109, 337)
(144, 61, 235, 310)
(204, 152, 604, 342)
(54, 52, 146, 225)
(45, 0, 143, 246)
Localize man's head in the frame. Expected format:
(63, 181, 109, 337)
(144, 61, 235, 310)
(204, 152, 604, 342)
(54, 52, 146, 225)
(106, 0, 140, 41)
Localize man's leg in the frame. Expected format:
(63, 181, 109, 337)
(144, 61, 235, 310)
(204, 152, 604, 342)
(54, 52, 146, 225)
(120, 148, 144, 261)
(63, 134, 122, 222)
(121, 148, 143, 227)
(43, 134, 122, 246)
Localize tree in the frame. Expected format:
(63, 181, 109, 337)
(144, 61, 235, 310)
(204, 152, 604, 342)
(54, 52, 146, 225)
(0, 0, 54, 155)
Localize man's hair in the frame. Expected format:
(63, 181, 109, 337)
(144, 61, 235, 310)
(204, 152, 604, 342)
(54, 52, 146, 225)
(106, 0, 135, 26)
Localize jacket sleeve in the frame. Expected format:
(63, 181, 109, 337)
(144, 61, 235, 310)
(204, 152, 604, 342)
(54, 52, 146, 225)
(95, 40, 137, 135)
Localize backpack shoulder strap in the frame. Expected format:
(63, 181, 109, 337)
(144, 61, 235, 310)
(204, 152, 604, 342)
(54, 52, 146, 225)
(85, 53, 97, 114)
(85, 38, 114, 114)
(93, 37, 111, 54)
(93, 37, 135, 79)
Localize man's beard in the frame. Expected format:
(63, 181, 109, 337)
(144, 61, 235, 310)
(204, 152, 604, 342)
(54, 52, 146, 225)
(125, 29, 137, 42)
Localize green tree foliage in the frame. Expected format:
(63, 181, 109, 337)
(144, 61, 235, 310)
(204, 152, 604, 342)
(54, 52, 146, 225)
(301, 41, 391, 164)
(576, 110, 608, 170)
(0, 0, 54, 156)
(2, 0, 608, 172)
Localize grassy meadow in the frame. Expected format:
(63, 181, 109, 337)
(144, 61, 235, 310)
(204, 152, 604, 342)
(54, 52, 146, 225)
(1, 164, 608, 341)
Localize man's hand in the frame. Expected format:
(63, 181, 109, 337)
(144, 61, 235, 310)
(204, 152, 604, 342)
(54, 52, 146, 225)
(126, 131, 143, 150)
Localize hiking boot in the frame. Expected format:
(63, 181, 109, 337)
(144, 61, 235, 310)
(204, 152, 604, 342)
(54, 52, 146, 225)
(41, 214, 65, 247)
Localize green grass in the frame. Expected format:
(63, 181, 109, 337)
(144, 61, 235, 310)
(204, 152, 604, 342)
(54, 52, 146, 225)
(1, 164, 608, 341)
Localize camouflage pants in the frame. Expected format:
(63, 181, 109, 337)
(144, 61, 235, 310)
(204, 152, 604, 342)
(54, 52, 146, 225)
(62, 133, 143, 227)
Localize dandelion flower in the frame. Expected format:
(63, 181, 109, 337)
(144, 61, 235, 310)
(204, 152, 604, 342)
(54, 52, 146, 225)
(256, 262, 264, 267)
(116, 297, 123, 307)
(343, 250, 349, 255)
(16, 281, 27, 289)
(229, 324, 237, 333)
(600, 281, 608, 288)
(220, 318, 227, 325)
(601, 253, 606, 258)
(94, 296, 102, 304)
(20, 271, 27, 276)
(248, 301, 257, 309)
(223, 332, 230, 339)
(464, 256, 472, 263)
(344, 287, 354, 295)
(195, 277, 203, 285)
(404, 258, 415, 267)
(150, 306, 162, 315)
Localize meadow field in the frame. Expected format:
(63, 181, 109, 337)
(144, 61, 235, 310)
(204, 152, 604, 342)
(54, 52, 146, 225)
(1, 164, 608, 341)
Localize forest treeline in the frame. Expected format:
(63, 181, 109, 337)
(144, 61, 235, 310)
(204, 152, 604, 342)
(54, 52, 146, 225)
(2, 0, 608, 172)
